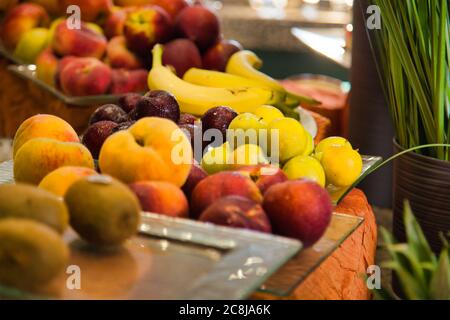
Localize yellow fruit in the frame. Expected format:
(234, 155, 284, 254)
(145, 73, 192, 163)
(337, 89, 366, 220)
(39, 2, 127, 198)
(314, 136, 352, 161)
(228, 113, 267, 148)
(268, 118, 308, 163)
(38, 166, 98, 197)
(13, 28, 50, 64)
(283, 155, 326, 187)
(201, 142, 232, 174)
(320, 145, 363, 187)
(252, 105, 284, 124)
(230, 144, 269, 168)
(302, 131, 314, 156)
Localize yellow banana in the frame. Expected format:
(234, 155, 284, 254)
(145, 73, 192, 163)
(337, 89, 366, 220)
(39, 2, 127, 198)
(183, 68, 266, 88)
(226, 50, 320, 107)
(147, 45, 276, 115)
(226, 50, 285, 91)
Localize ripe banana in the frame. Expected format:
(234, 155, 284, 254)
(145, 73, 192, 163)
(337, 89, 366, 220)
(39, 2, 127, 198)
(147, 45, 278, 115)
(226, 50, 320, 107)
(226, 50, 285, 91)
(183, 68, 265, 88)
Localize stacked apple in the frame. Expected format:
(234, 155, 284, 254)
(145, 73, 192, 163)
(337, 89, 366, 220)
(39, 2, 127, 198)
(0, 1, 242, 97)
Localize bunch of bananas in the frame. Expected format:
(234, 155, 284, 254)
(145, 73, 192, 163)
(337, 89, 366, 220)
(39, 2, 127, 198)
(147, 44, 319, 118)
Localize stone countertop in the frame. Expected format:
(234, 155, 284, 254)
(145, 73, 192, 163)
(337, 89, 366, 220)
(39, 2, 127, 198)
(217, 2, 351, 52)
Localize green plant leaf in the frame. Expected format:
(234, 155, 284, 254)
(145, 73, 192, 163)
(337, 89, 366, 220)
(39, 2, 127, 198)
(403, 201, 437, 265)
(429, 247, 450, 299)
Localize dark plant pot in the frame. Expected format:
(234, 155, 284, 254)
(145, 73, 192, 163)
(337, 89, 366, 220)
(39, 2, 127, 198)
(393, 140, 450, 254)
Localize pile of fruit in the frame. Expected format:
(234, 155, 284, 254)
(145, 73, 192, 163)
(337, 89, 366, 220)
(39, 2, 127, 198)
(0, 1, 317, 111)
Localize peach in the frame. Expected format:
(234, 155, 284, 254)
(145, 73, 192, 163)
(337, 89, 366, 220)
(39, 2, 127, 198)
(199, 195, 271, 233)
(52, 20, 107, 59)
(59, 0, 113, 22)
(99, 117, 192, 187)
(124, 5, 173, 56)
(263, 180, 333, 246)
(38, 166, 98, 197)
(107, 36, 143, 69)
(104, 7, 134, 39)
(115, 0, 152, 6)
(0, 3, 50, 50)
(129, 181, 188, 218)
(35, 48, 59, 87)
(151, 0, 189, 20)
(190, 171, 263, 219)
(236, 165, 288, 195)
(14, 138, 95, 185)
(59, 57, 112, 96)
(54, 55, 77, 90)
(13, 114, 79, 158)
(29, 0, 59, 15)
(110, 69, 148, 94)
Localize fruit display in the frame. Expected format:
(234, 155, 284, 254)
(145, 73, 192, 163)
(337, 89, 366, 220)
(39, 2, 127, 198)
(1, 1, 318, 107)
(0, 2, 371, 297)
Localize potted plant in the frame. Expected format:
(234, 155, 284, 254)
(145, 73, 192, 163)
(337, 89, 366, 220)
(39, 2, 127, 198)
(369, 0, 449, 253)
(374, 201, 449, 300)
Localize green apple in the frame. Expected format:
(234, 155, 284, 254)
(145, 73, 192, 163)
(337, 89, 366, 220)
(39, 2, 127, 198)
(13, 28, 50, 64)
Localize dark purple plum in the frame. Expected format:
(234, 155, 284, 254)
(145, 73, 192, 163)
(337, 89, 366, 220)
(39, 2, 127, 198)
(89, 104, 129, 125)
(181, 163, 208, 200)
(199, 195, 271, 233)
(118, 93, 142, 113)
(201, 106, 237, 148)
(134, 90, 180, 123)
(178, 113, 198, 126)
(111, 121, 136, 133)
(82, 120, 118, 159)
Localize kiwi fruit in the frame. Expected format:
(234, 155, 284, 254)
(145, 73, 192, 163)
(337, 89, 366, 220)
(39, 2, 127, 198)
(0, 184, 69, 233)
(64, 175, 141, 246)
(0, 218, 69, 289)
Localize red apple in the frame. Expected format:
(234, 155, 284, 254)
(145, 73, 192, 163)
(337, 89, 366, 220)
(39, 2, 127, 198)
(0, 3, 50, 50)
(175, 5, 220, 51)
(129, 181, 189, 218)
(162, 38, 202, 76)
(200, 195, 272, 233)
(60, 57, 112, 96)
(191, 171, 263, 219)
(110, 69, 148, 94)
(263, 180, 333, 247)
(54, 55, 77, 90)
(107, 36, 143, 69)
(123, 5, 173, 56)
(52, 20, 107, 59)
(203, 39, 243, 71)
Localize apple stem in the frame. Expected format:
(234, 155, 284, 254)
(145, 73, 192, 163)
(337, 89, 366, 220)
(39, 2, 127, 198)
(152, 44, 163, 69)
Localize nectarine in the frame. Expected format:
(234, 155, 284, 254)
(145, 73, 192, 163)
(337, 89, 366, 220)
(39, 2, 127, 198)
(99, 117, 192, 187)
(129, 181, 188, 218)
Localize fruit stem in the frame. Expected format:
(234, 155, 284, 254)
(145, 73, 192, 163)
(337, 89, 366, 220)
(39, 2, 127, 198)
(152, 44, 163, 69)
